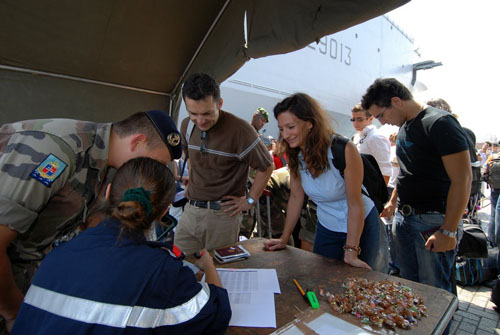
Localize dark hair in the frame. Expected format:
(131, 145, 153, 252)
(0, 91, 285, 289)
(104, 157, 175, 235)
(112, 112, 163, 148)
(426, 98, 452, 113)
(351, 103, 370, 118)
(273, 93, 334, 178)
(182, 73, 220, 102)
(361, 78, 413, 110)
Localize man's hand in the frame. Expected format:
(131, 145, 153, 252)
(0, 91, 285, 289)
(221, 195, 252, 217)
(381, 201, 397, 220)
(263, 238, 287, 251)
(425, 231, 457, 252)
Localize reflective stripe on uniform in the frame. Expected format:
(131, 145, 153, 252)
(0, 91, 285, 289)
(24, 283, 211, 328)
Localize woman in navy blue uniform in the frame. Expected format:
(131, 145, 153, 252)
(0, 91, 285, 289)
(12, 157, 231, 334)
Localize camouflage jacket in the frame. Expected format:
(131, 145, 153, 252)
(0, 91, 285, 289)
(0, 119, 111, 263)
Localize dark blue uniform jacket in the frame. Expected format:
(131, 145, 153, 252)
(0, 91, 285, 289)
(12, 219, 231, 334)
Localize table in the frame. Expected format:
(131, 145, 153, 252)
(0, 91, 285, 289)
(220, 238, 458, 335)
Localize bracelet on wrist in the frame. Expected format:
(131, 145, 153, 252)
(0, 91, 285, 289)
(439, 228, 457, 238)
(343, 244, 361, 255)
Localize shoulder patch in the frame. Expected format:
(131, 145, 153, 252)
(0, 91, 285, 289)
(30, 154, 68, 187)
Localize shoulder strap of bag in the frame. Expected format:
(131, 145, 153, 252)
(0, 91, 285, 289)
(177, 120, 195, 177)
(331, 134, 372, 199)
(182, 119, 196, 160)
(185, 119, 195, 145)
(331, 134, 348, 176)
(178, 157, 188, 179)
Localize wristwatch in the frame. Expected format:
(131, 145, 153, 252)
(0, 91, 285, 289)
(247, 196, 256, 206)
(439, 228, 457, 238)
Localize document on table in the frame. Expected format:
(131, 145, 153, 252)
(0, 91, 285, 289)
(304, 313, 370, 335)
(217, 268, 280, 293)
(217, 268, 280, 328)
(271, 310, 370, 335)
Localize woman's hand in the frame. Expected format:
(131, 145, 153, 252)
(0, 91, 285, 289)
(343, 250, 371, 270)
(194, 249, 215, 272)
(264, 238, 287, 251)
(193, 249, 224, 287)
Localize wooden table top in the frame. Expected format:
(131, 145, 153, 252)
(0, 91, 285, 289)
(220, 238, 457, 335)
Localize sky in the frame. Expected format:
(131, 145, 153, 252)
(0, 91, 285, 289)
(386, 0, 500, 143)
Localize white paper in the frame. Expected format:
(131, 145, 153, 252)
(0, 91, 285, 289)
(215, 268, 280, 328)
(217, 268, 280, 293)
(305, 313, 370, 335)
(228, 291, 276, 327)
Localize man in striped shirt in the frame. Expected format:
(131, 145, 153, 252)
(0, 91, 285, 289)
(175, 73, 273, 254)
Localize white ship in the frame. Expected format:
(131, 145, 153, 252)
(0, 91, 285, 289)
(179, 15, 434, 138)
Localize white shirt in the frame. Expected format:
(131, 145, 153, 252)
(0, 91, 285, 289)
(388, 145, 399, 189)
(352, 125, 392, 178)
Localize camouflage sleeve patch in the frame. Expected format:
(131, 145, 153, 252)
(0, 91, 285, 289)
(0, 132, 75, 232)
(30, 154, 68, 187)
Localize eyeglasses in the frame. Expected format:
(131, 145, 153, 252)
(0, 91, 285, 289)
(200, 131, 207, 155)
(350, 117, 368, 122)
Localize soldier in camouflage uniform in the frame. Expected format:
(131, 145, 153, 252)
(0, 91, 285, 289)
(0, 111, 181, 333)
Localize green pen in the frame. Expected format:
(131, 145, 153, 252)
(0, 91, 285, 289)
(306, 289, 319, 309)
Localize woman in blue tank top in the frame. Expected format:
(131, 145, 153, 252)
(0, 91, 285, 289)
(264, 93, 380, 269)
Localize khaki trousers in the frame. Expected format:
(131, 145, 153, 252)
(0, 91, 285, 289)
(174, 202, 242, 254)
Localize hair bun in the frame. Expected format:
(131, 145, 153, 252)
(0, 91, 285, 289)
(121, 187, 152, 216)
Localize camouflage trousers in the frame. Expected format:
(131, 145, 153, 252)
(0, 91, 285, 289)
(298, 201, 318, 244)
(240, 208, 256, 239)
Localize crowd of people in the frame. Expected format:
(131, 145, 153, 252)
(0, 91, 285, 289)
(0, 74, 482, 334)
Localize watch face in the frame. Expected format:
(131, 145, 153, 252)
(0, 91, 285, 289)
(247, 197, 255, 205)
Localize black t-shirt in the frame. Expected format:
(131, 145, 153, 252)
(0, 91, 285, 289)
(396, 107, 469, 208)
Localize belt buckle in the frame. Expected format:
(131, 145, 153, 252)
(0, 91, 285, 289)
(400, 204, 413, 217)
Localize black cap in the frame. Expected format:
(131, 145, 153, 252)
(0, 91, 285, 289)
(145, 110, 182, 160)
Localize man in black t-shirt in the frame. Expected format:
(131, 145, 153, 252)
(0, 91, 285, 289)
(361, 79, 471, 298)
(426, 98, 481, 205)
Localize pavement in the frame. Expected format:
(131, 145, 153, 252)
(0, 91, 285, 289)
(451, 195, 500, 335)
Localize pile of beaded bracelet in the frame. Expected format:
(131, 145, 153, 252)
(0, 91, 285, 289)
(343, 244, 361, 255)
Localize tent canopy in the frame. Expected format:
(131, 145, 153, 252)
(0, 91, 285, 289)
(0, 0, 409, 122)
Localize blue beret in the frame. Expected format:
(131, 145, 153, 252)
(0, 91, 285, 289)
(145, 110, 182, 160)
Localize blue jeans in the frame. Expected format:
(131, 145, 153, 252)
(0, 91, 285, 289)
(386, 220, 399, 272)
(489, 188, 500, 247)
(392, 212, 460, 293)
(313, 207, 380, 268)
